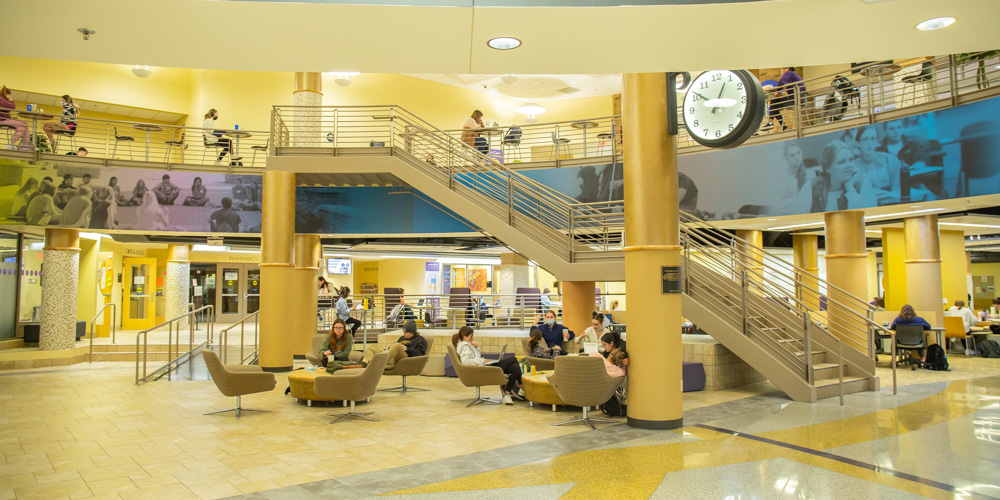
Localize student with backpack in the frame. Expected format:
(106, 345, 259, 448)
(890, 304, 931, 363)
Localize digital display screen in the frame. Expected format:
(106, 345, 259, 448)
(327, 258, 352, 275)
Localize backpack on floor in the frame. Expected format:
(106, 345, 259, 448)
(978, 339, 1000, 358)
(923, 344, 949, 371)
(601, 392, 627, 417)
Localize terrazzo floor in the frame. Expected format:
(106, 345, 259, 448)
(0, 352, 997, 499)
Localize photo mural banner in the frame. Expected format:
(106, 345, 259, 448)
(0, 159, 262, 233)
(519, 96, 1000, 220)
(295, 186, 472, 234)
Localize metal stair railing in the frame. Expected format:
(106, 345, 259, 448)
(87, 302, 117, 363)
(217, 310, 259, 365)
(135, 305, 215, 385)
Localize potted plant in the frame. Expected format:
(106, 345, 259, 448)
(956, 50, 999, 90)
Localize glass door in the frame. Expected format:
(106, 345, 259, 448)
(123, 257, 157, 330)
(189, 263, 217, 324)
(246, 268, 260, 314)
(217, 266, 243, 322)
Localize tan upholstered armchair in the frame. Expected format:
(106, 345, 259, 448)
(314, 351, 389, 423)
(548, 355, 624, 430)
(202, 350, 277, 418)
(446, 343, 507, 407)
(520, 337, 556, 371)
(380, 337, 434, 394)
(305, 333, 364, 366)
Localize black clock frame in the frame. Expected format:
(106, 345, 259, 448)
(681, 70, 765, 149)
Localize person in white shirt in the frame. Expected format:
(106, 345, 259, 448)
(451, 326, 523, 405)
(571, 313, 611, 351)
(948, 300, 978, 334)
(461, 110, 488, 154)
(201, 109, 241, 166)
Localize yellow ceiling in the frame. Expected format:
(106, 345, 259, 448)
(4, 0, 999, 74)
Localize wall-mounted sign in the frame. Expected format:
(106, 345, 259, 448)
(661, 266, 682, 294)
(124, 247, 146, 257)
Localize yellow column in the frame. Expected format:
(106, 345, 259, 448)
(40, 229, 80, 350)
(824, 211, 868, 349)
(259, 170, 296, 371)
(561, 281, 596, 338)
(881, 227, 907, 310)
(292, 234, 321, 357)
(793, 234, 821, 311)
(622, 73, 682, 429)
(735, 230, 764, 286)
(293, 72, 323, 147)
(904, 215, 943, 335)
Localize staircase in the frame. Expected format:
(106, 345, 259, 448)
(270, 105, 888, 402)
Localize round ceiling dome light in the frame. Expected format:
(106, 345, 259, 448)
(488, 37, 521, 50)
(132, 65, 152, 78)
(500, 74, 519, 84)
(516, 102, 546, 115)
(916, 17, 956, 31)
(327, 72, 360, 87)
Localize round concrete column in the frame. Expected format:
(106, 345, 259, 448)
(259, 170, 296, 371)
(40, 229, 80, 351)
(622, 73, 682, 429)
(793, 234, 821, 311)
(561, 281, 596, 337)
(736, 229, 764, 287)
(823, 211, 868, 348)
(292, 234, 321, 356)
(165, 244, 191, 321)
(904, 214, 943, 339)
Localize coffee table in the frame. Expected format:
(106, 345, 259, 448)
(521, 369, 565, 411)
(288, 368, 359, 406)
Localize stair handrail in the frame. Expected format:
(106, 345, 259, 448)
(87, 302, 117, 363)
(135, 305, 215, 385)
(218, 310, 260, 365)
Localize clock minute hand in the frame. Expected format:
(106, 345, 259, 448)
(692, 91, 711, 102)
(712, 82, 726, 115)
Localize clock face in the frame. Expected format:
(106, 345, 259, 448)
(682, 70, 764, 149)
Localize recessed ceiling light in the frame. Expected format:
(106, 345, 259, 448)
(916, 17, 956, 31)
(767, 218, 778, 221)
(910, 205, 922, 208)
(488, 37, 521, 50)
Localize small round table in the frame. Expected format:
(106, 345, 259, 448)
(133, 123, 164, 161)
(860, 63, 902, 112)
(288, 368, 359, 406)
(521, 370, 566, 411)
(224, 130, 252, 160)
(571, 121, 599, 157)
(18, 111, 55, 150)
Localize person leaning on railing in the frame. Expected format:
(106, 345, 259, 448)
(768, 67, 806, 132)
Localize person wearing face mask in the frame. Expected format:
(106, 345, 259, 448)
(533, 309, 574, 354)
(201, 109, 241, 166)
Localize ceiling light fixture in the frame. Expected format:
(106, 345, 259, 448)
(940, 222, 1000, 229)
(327, 72, 360, 87)
(500, 74, 519, 85)
(768, 221, 824, 231)
(77, 28, 96, 40)
(132, 65, 152, 78)
(487, 37, 521, 50)
(866, 208, 946, 220)
(516, 102, 546, 124)
(916, 17, 956, 31)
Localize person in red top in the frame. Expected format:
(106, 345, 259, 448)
(0, 86, 30, 150)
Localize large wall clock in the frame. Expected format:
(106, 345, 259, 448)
(682, 69, 765, 149)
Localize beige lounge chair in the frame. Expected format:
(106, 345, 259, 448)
(202, 350, 277, 418)
(520, 337, 555, 371)
(380, 337, 434, 394)
(548, 355, 624, 430)
(314, 351, 389, 423)
(306, 333, 364, 366)
(446, 343, 507, 407)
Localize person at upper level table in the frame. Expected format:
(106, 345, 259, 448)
(533, 309, 574, 353)
(43, 94, 78, 151)
(540, 288, 561, 310)
(202, 108, 241, 166)
(0, 86, 30, 151)
(768, 67, 806, 132)
(461, 110, 488, 154)
(947, 300, 978, 335)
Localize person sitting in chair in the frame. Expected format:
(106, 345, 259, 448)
(361, 320, 426, 370)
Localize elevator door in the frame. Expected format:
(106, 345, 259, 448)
(215, 264, 260, 322)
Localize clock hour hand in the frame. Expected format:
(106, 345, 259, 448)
(712, 82, 726, 115)
(692, 91, 711, 102)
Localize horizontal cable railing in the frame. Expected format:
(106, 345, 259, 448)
(2, 111, 269, 169)
(441, 115, 620, 164)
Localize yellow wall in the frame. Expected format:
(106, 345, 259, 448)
(867, 250, 879, 300)
(354, 260, 379, 294)
(76, 238, 99, 324)
(1, 56, 613, 135)
(940, 230, 968, 310)
(971, 262, 1000, 310)
(882, 228, 907, 311)
(376, 258, 429, 296)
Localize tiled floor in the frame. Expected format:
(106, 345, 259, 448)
(0, 352, 997, 499)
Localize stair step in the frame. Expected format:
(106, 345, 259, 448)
(811, 362, 844, 371)
(813, 376, 865, 388)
